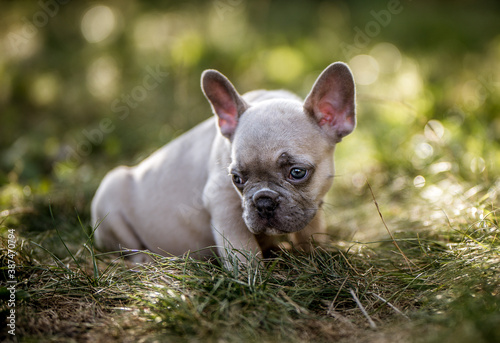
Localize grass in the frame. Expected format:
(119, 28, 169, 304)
(1, 178, 499, 342)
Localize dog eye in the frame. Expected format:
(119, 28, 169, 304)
(289, 168, 307, 180)
(232, 173, 245, 185)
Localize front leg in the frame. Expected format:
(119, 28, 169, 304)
(290, 211, 327, 252)
(204, 179, 262, 268)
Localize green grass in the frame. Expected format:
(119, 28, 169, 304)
(1, 181, 498, 342)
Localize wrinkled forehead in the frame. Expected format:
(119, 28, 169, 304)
(236, 100, 314, 143)
(231, 100, 330, 166)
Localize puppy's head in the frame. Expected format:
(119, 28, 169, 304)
(201, 63, 356, 235)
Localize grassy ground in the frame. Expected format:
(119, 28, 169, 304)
(1, 174, 499, 342)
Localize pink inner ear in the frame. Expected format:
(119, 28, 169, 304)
(209, 86, 240, 136)
(317, 101, 340, 126)
(218, 110, 238, 136)
(317, 100, 354, 135)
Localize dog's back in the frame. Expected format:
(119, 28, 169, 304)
(91, 118, 218, 261)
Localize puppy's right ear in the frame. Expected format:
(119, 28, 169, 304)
(201, 70, 249, 140)
(304, 62, 356, 144)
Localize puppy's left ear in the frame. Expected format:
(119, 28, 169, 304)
(304, 62, 356, 143)
(201, 70, 249, 140)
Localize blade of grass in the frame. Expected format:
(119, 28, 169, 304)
(350, 288, 378, 330)
(369, 292, 410, 320)
(367, 180, 415, 271)
(30, 241, 73, 274)
(76, 209, 100, 281)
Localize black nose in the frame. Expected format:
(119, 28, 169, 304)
(253, 190, 279, 219)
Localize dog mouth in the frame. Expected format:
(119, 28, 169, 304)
(244, 211, 316, 235)
(240, 186, 318, 235)
(243, 201, 317, 235)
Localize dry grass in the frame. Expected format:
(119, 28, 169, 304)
(1, 179, 499, 343)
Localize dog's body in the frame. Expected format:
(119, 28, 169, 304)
(91, 63, 356, 263)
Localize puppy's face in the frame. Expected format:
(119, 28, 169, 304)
(201, 62, 356, 236)
(229, 100, 336, 235)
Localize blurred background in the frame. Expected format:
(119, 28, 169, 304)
(1, 0, 499, 240)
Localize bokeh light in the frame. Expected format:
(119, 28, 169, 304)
(415, 142, 434, 160)
(460, 79, 487, 110)
(395, 60, 423, 99)
(470, 156, 486, 174)
(29, 73, 59, 106)
(86, 55, 120, 100)
(370, 42, 402, 74)
(81, 5, 117, 43)
(413, 175, 426, 188)
(424, 120, 445, 142)
(349, 54, 379, 85)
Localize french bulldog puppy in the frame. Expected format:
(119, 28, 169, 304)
(91, 62, 356, 265)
